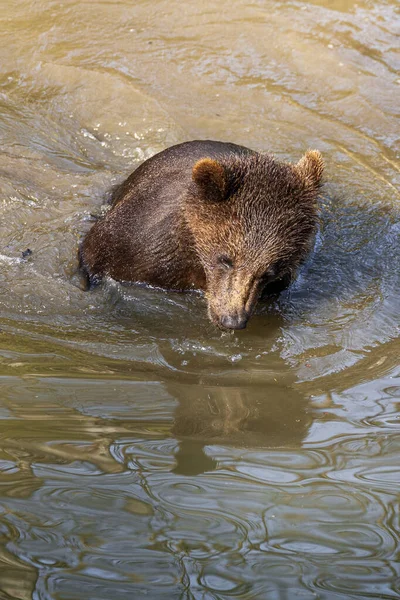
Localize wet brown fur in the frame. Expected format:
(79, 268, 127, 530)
(80, 140, 323, 329)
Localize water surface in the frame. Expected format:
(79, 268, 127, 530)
(0, 0, 399, 598)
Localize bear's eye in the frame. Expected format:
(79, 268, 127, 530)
(218, 255, 234, 269)
(259, 266, 277, 282)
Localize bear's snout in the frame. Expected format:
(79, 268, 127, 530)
(206, 270, 261, 331)
(219, 311, 249, 330)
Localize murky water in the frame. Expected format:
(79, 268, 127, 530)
(0, 0, 399, 597)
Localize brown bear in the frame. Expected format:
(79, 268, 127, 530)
(80, 140, 323, 330)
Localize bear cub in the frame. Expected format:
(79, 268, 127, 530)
(80, 140, 323, 330)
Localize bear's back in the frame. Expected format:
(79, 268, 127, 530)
(110, 140, 255, 207)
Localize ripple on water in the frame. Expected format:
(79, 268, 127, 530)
(310, 563, 400, 599)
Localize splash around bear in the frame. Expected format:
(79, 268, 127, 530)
(80, 140, 323, 330)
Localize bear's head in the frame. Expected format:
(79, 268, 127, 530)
(184, 150, 323, 330)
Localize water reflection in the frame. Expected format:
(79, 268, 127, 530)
(170, 378, 311, 476)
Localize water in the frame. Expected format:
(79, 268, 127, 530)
(0, 0, 399, 598)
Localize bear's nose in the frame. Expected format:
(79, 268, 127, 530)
(220, 313, 248, 330)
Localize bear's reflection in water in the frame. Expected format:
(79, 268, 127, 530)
(169, 376, 311, 476)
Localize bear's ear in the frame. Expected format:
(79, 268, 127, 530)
(192, 158, 227, 202)
(296, 150, 324, 188)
